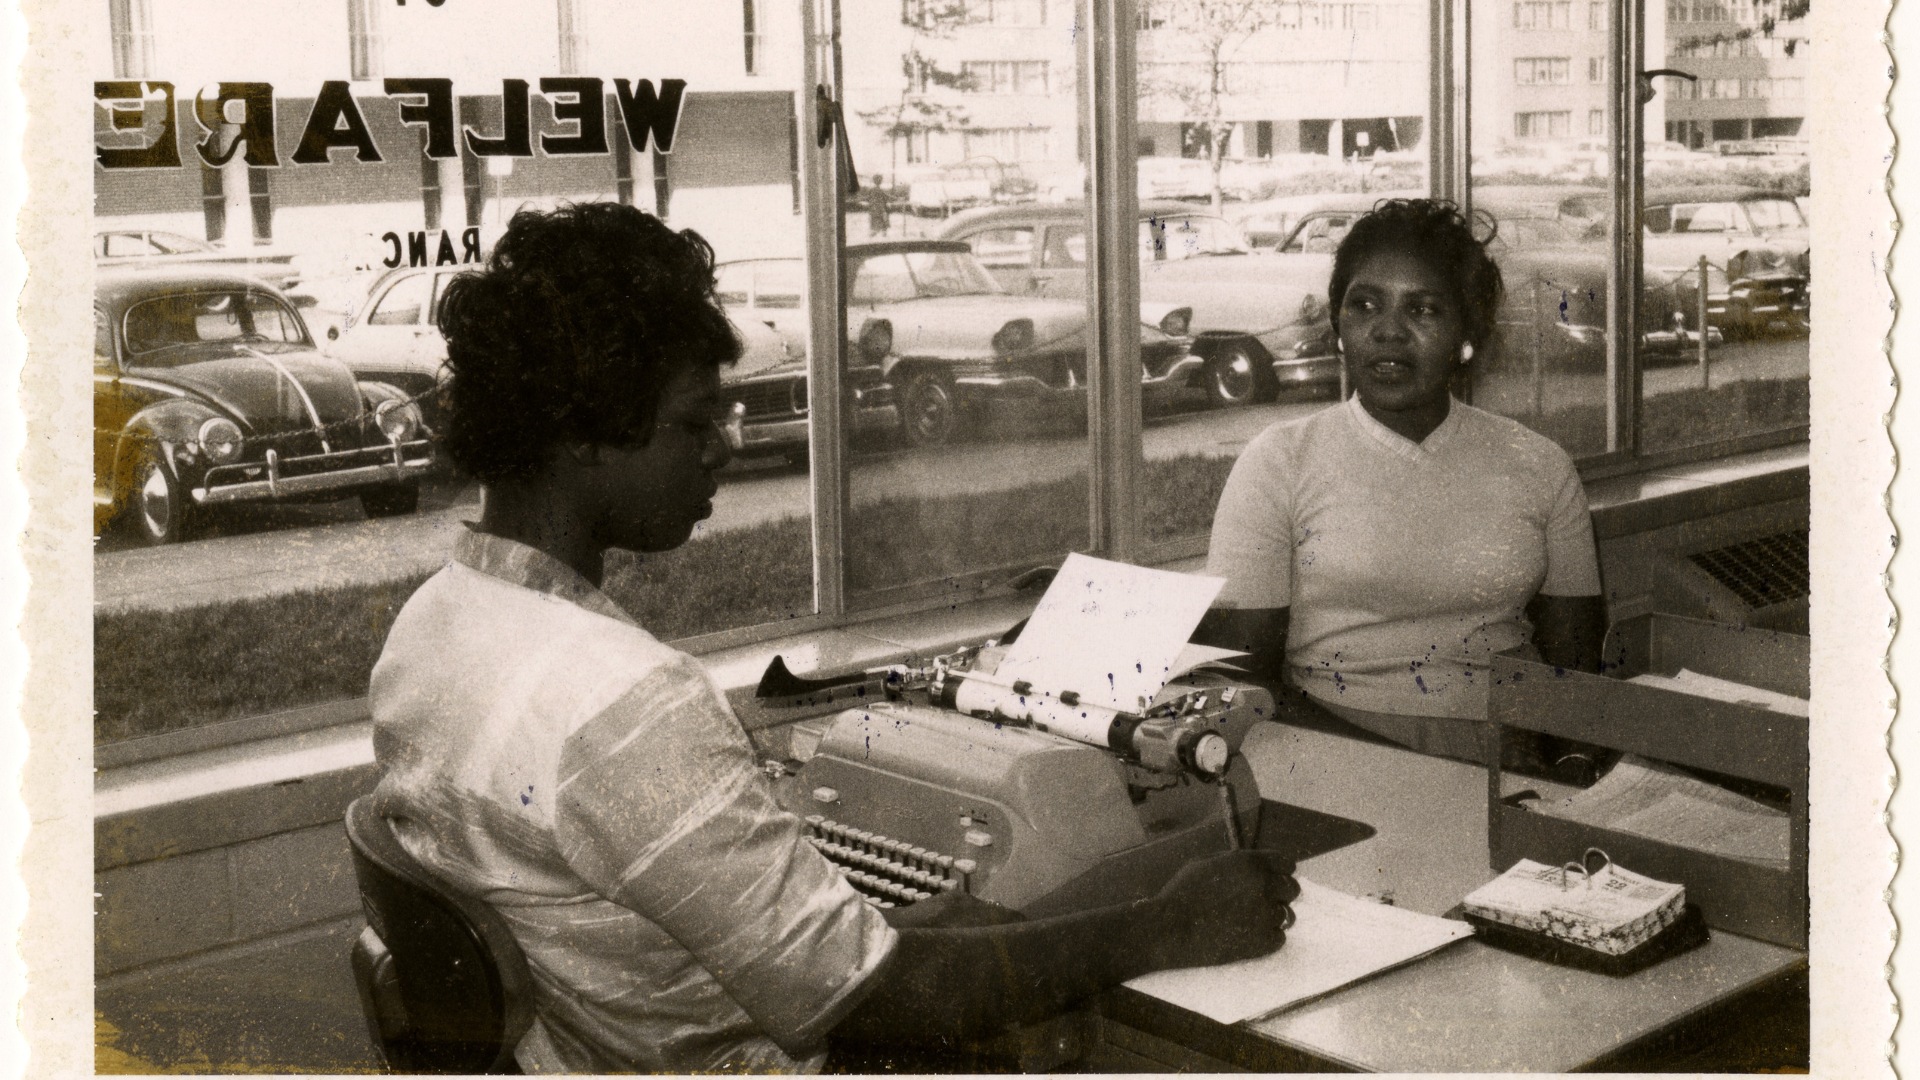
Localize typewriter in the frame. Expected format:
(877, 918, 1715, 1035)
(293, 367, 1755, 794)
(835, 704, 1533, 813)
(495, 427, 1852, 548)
(754, 638, 1271, 918)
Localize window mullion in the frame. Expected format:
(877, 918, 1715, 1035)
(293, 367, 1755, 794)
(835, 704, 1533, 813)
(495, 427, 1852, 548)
(1082, 0, 1142, 563)
(1607, 0, 1645, 456)
(802, 0, 848, 619)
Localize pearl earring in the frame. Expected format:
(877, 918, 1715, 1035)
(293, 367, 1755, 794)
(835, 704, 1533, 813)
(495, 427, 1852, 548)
(1460, 343, 1474, 362)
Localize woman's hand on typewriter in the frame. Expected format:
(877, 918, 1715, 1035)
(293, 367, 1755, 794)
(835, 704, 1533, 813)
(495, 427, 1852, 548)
(1149, 850, 1301, 967)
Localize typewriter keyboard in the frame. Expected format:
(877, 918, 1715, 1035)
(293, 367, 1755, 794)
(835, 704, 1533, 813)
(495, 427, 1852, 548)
(804, 815, 976, 908)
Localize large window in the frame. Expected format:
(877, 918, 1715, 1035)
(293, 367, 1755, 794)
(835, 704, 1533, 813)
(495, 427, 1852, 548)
(1513, 110, 1571, 138)
(91, 0, 1810, 750)
(1514, 1, 1572, 29)
(1514, 57, 1571, 85)
(961, 60, 1051, 95)
(1132, 0, 1429, 556)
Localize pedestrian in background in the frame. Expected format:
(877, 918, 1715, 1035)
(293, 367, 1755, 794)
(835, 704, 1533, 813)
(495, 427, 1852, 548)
(867, 175, 892, 238)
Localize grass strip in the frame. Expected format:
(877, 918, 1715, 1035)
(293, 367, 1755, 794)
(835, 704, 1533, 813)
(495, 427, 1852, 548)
(96, 453, 1239, 744)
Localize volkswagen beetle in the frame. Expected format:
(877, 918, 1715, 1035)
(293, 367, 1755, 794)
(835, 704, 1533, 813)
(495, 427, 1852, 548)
(94, 268, 435, 544)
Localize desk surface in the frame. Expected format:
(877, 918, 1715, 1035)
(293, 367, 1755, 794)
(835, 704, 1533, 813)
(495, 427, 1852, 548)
(1103, 723, 1808, 1073)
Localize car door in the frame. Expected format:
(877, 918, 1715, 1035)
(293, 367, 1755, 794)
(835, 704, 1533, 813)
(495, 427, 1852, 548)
(1034, 223, 1088, 298)
(960, 226, 1040, 294)
(334, 270, 444, 379)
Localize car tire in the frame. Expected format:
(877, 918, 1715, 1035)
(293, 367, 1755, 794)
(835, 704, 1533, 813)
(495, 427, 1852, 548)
(360, 483, 421, 519)
(898, 370, 961, 448)
(125, 444, 192, 546)
(1204, 341, 1268, 408)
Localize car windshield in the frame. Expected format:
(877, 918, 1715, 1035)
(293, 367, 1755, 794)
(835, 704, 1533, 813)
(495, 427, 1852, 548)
(122, 290, 311, 363)
(1742, 198, 1805, 231)
(149, 232, 215, 255)
(849, 249, 1003, 303)
(1145, 215, 1249, 260)
(1495, 216, 1582, 248)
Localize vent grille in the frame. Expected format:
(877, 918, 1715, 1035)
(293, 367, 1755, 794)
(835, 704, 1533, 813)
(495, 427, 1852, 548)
(1686, 529, 1808, 610)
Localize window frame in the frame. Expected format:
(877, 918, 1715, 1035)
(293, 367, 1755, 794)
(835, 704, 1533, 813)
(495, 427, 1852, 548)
(704, 0, 1808, 652)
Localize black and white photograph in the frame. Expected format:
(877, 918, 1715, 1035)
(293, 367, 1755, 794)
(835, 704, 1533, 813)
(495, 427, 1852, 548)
(2, 0, 1902, 1074)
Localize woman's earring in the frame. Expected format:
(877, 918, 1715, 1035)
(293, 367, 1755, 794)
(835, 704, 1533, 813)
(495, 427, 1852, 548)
(1460, 343, 1474, 363)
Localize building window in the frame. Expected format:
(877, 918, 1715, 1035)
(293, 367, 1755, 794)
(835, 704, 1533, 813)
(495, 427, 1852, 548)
(1514, 57, 1571, 85)
(1514, 110, 1571, 138)
(108, 0, 155, 80)
(963, 127, 1052, 160)
(961, 60, 1050, 95)
(1588, 56, 1605, 82)
(1513, 1, 1572, 29)
(970, 0, 1046, 24)
(1588, 0, 1605, 30)
(1588, 108, 1606, 136)
(346, 0, 383, 81)
(743, 0, 762, 75)
(1138, 0, 1165, 28)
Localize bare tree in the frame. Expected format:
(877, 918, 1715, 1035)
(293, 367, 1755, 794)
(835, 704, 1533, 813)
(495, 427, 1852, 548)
(1138, 0, 1278, 210)
(858, 0, 979, 182)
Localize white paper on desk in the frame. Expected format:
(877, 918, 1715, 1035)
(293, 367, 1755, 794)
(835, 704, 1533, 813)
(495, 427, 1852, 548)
(998, 553, 1224, 713)
(1124, 879, 1475, 1025)
(1626, 668, 1809, 717)
(1531, 755, 1791, 870)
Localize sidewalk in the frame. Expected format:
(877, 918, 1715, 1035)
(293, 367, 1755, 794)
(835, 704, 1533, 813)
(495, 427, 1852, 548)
(94, 504, 475, 615)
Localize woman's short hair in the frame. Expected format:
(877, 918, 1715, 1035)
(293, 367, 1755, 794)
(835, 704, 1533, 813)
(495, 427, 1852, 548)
(1327, 198, 1504, 351)
(437, 202, 742, 482)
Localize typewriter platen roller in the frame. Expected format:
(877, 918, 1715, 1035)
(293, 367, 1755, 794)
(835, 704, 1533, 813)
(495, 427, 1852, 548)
(760, 649, 1271, 918)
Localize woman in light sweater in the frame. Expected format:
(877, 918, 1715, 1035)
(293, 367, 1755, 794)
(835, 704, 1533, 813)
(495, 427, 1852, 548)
(1199, 199, 1606, 764)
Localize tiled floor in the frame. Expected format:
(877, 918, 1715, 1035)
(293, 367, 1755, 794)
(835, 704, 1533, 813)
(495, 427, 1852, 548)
(95, 915, 382, 1075)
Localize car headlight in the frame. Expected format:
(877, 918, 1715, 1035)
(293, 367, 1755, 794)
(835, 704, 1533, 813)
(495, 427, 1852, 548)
(373, 399, 421, 443)
(1158, 308, 1192, 337)
(857, 319, 893, 363)
(196, 417, 244, 464)
(991, 318, 1035, 356)
(1298, 294, 1326, 324)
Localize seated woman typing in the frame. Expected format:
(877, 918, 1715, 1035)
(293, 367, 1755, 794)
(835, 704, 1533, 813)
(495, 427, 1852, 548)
(1198, 199, 1605, 764)
(368, 203, 1298, 1074)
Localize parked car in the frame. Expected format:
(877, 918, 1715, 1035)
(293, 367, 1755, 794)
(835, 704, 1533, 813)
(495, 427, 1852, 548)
(328, 263, 836, 460)
(941, 201, 1338, 404)
(844, 240, 1198, 446)
(1136, 156, 1228, 202)
(94, 269, 434, 543)
(1271, 194, 1701, 371)
(902, 159, 1034, 217)
(1643, 185, 1809, 337)
(717, 242, 1200, 448)
(94, 229, 305, 296)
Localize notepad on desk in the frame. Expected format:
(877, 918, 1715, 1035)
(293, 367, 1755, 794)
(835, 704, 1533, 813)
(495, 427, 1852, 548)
(1123, 879, 1474, 1025)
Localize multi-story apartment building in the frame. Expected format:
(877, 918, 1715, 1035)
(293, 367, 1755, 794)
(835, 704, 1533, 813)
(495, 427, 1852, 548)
(840, 0, 1080, 180)
(843, 0, 1429, 182)
(1661, 0, 1806, 146)
(1471, 0, 1612, 155)
(1136, 1, 1428, 161)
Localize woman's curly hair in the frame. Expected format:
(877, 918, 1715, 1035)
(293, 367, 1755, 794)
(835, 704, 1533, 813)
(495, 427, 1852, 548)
(436, 203, 742, 482)
(1327, 198, 1504, 352)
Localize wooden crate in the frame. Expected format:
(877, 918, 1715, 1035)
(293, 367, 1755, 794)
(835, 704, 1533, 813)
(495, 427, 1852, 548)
(1488, 614, 1808, 949)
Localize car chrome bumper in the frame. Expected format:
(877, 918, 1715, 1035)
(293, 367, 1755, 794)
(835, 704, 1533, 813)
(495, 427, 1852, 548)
(1142, 352, 1206, 389)
(193, 440, 435, 505)
(952, 351, 1207, 396)
(724, 405, 900, 453)
(1270, 351, 1339, 383)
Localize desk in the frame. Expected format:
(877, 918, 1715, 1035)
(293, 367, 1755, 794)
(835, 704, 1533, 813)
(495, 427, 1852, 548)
(1087, 724, 1809, 1073)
